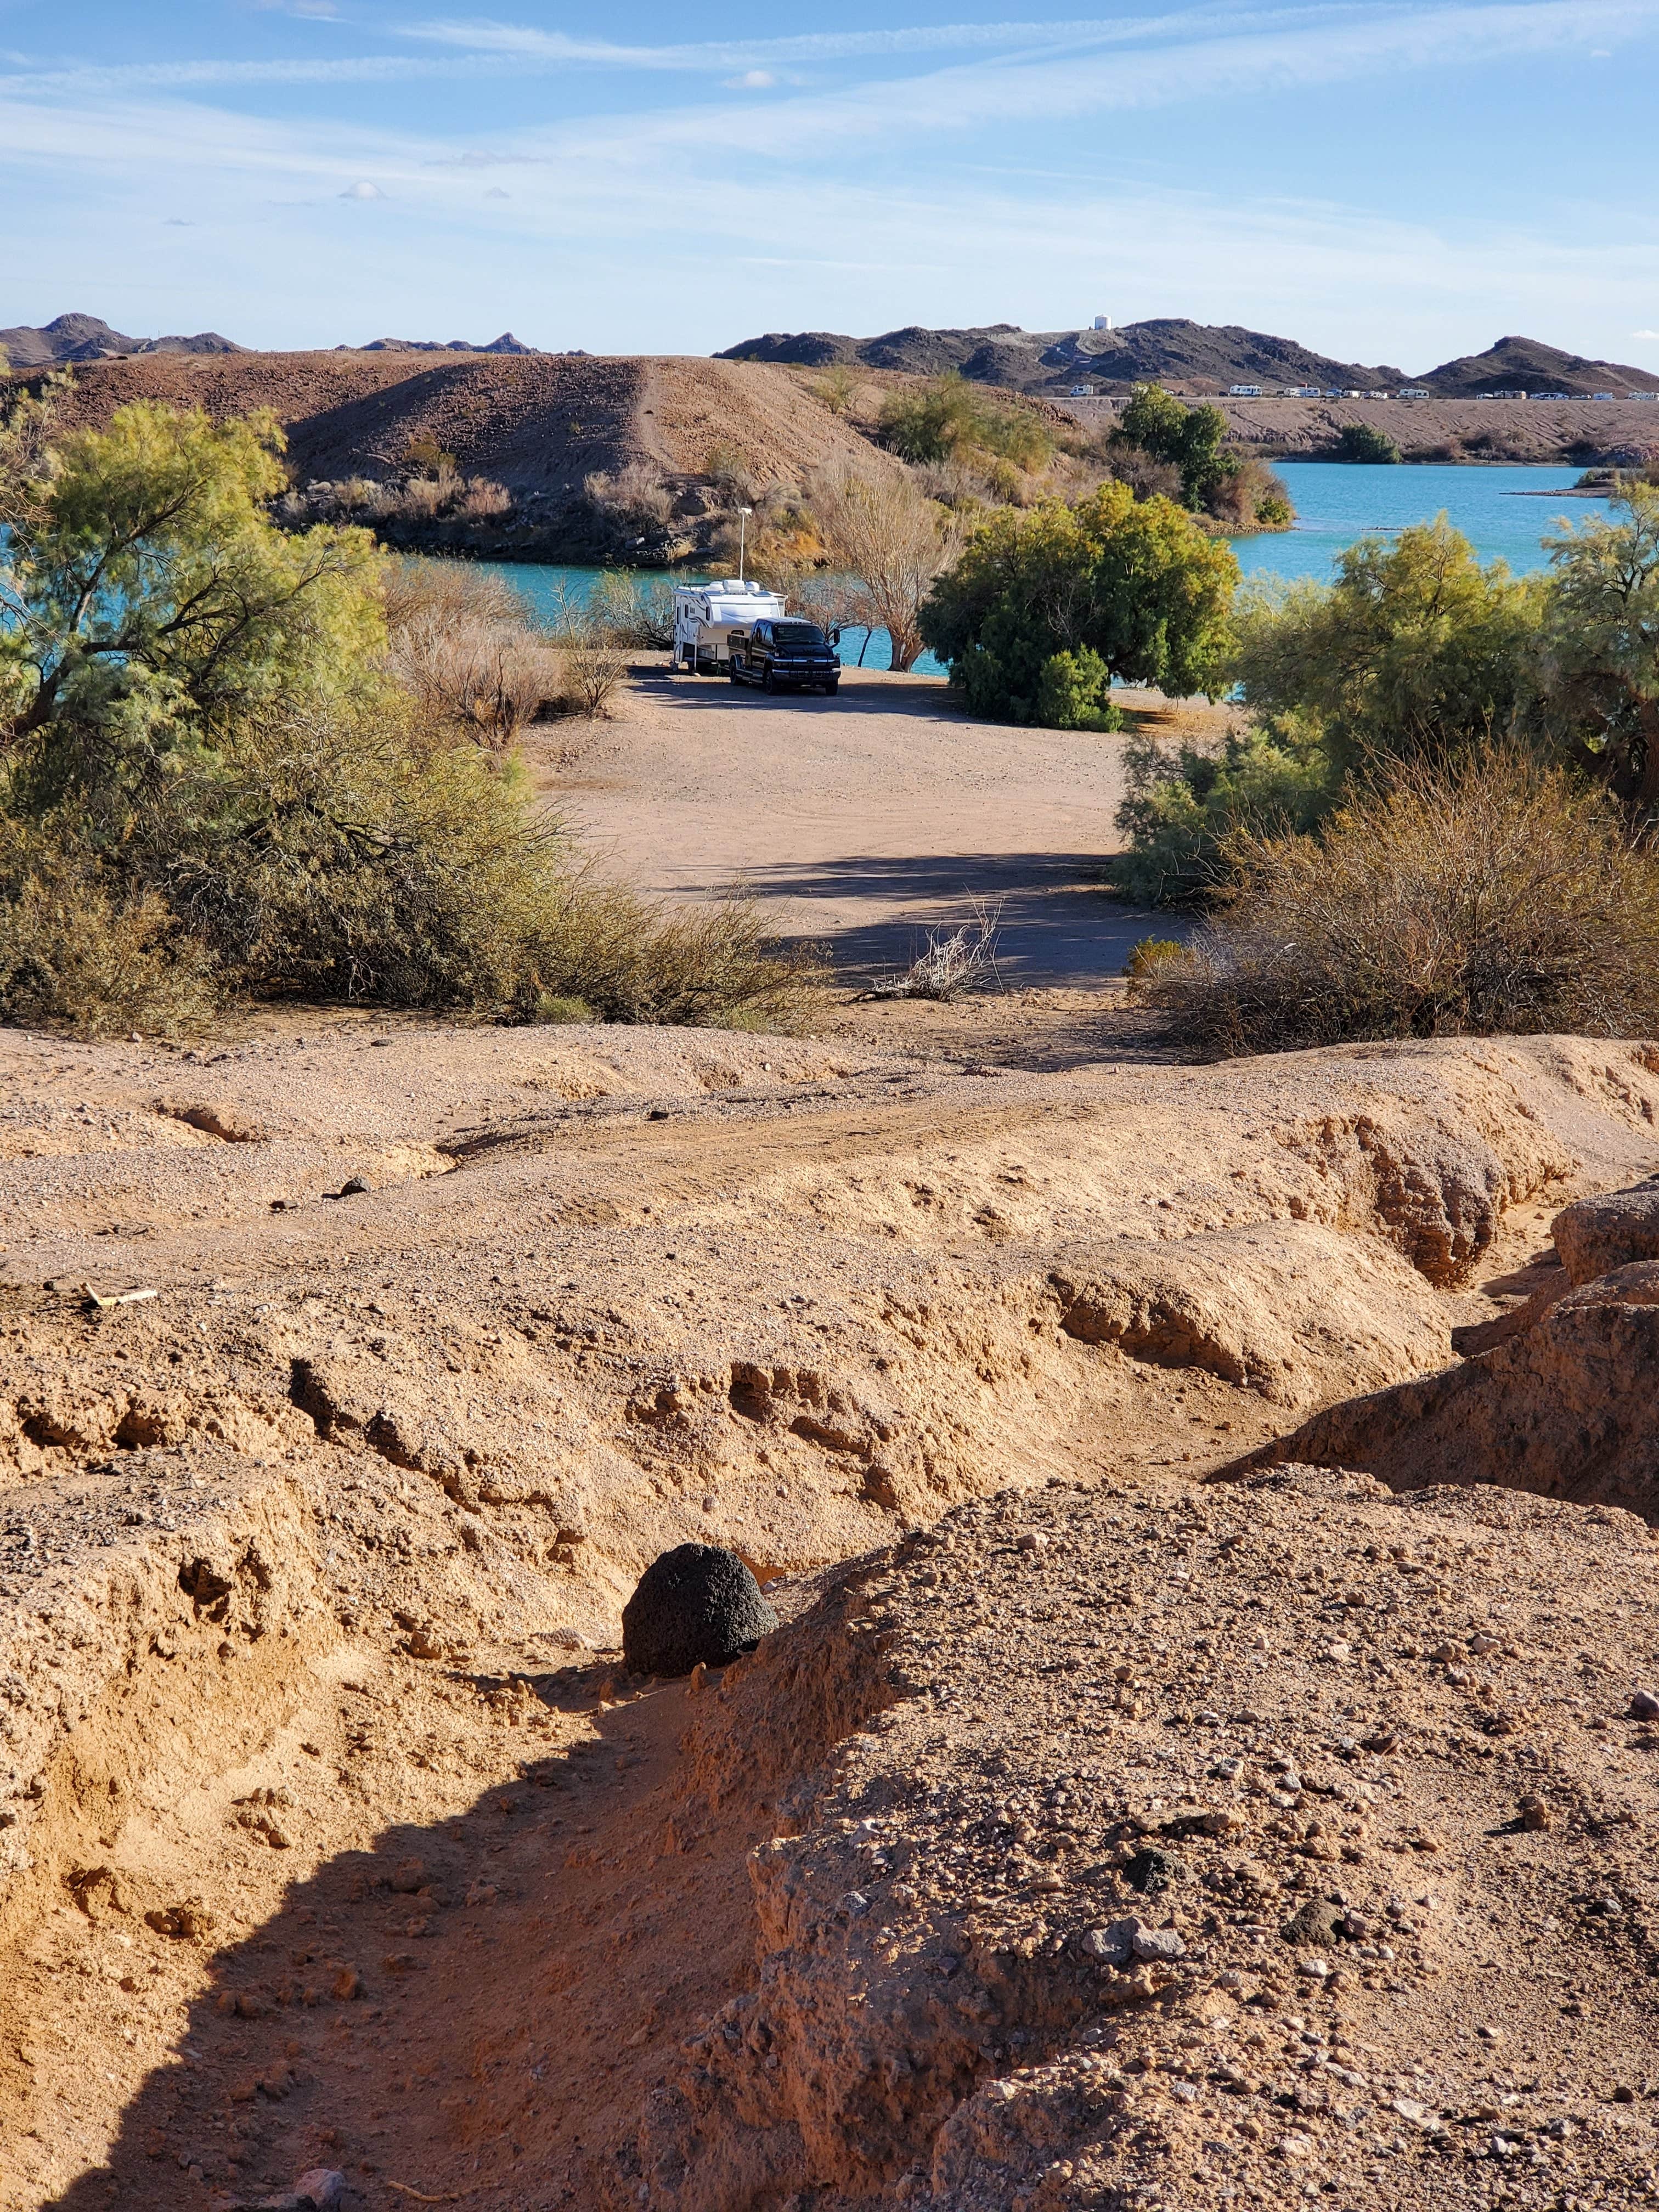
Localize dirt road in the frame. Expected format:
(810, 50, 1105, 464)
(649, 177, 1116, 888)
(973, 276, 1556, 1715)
(530, 669, 1226, 987)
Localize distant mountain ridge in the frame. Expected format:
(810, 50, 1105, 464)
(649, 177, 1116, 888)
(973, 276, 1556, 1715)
(346, 333, 540, 356)
(0, 313, 243, 367)
(0, 314, 544, 369)
(719, 319, 1659, 397)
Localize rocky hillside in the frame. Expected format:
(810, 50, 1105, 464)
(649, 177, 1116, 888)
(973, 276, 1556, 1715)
(0, 313, 242, 367)
(721, 317, 1407, 395)
(10, 350, 899, 562)
(723, 319, 1659, 402)
(1421, 335, 1659, 399)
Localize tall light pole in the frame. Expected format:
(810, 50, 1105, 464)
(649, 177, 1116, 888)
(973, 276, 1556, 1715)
(737, 506, 753, 583)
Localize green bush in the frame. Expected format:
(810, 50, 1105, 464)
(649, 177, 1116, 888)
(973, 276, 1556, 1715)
(1035, 647, 1123, 733)
(920, 482, 1237, 727)
(1335, 422, 1402, 464)
(1112, 714, 1336, 903)
(1143, 749, 1659, 1055)
(1114, 385, 1235, 507)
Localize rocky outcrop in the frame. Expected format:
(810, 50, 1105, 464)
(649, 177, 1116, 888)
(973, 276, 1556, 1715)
(1230, 1174, 1659, 1517)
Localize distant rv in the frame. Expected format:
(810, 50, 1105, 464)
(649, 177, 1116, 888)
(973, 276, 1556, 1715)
(1396, 387, 1431, 399)
(1228, 384, 1263, 398)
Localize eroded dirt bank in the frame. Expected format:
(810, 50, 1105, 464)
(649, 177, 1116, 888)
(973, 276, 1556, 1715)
(3, 1023, 1659, 2208)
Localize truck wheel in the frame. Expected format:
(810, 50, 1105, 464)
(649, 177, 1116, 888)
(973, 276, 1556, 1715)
(729, 662, 741, 684)
(763, 668, 776, 695)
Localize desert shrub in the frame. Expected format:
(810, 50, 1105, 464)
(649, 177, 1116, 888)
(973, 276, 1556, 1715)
(811, 364, 858, 417)
(1124, 936, 1186, 998)
(878, 376, 1054, 479)
(588, 572, 678, 650)
(1108, 445, 1185, 505)
(921, 482, 1237, 725)
(583, 464, 673, 531)
(1034, 648, 1123, 733)
(1144, 750, 1659, 1056)
(1335, 422, 1402, 464)
(382, 558, 560, 755)
(1203, 456, 1294, 531)
(702, 441, 758, 505)
(1113, 714, 1335, 902)
(401, 432, 458, 477)
(0, 832, 217, 1037)
(557, 639, 629, 718)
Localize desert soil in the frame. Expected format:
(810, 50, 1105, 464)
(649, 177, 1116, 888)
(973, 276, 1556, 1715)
(531, 669, 1228, 988)
(3, 1014, 1659, 2210)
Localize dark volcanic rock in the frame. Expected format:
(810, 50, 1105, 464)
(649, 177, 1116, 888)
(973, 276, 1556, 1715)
(622, 1544, 777, 1677)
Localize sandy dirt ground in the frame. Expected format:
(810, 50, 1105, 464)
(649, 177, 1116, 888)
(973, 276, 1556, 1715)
(530, 670, 1227, 989)
(3, 1021, 1659, 2210)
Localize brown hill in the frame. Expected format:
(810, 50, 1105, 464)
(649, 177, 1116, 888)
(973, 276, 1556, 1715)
(0, 312, 242, 367)
(1421, 334, 1659, 398)
(15, 349, 901, 560)
(720, 317, 1406, 393)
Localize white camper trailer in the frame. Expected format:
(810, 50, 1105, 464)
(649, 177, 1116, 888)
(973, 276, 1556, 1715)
(672, 579, 786, 674)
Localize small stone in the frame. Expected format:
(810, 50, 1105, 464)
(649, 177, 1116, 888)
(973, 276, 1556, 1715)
(331, 1966, 360, 2001)
(1278, 2130, 1318, 2161)
(1016, 1532, 1048, 1553)
(1131, 1924, 1187, 1963)
(465, 1881, 498, 1908)
(685, 1661, 708, 1699)
(389, 1858, 425, 1894)
(1629, 1690, 1659, 1721)
(339, 1176, 371, 1197)
(1519, 1794, 1553, 1831)
(620, 1544, 777, 1677)
(1125, 1847, 1183, 1895)
(1281, 1899, 1344, 1948)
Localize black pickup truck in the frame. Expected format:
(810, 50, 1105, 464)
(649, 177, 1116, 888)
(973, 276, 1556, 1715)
(728, 618, 840, 695)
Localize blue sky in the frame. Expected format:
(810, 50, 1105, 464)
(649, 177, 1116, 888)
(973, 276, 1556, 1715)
(3, 0, 1657, 368)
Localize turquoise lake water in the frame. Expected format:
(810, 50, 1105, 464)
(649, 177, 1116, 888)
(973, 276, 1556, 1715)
(488, 461, 1611, 673)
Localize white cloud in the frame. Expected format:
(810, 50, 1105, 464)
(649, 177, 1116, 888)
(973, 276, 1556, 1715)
(484, 185, 509, 198)
(340, 179, 385, 199)
(726, 70, 777, 90)
(1633, 329, 1659, 339)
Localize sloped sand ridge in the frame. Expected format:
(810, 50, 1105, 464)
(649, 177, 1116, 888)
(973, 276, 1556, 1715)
(2, 1026, 1659, 2207)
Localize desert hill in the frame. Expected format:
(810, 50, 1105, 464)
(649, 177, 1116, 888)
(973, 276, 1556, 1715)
(1, 1019, 1658, 2205)
(0, 312, 242, 367)
(721, 315, 1406, 394)
(13, 348, 899, 560)
(723, 318, 1659, 400)
(1421, 333, 1659, 398)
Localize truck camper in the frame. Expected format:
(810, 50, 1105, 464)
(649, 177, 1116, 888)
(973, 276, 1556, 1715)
(672, 579, 786, 675)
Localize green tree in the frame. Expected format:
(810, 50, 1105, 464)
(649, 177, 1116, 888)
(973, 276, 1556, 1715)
(919, 481, 1238, 727)
(1231, 517, 1542, 779)
(1541, 483, 1659, 806)
(1115, 384, 1235, 507)
(0, 391, 382, 822)
(1335, 422, 1402, 464)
